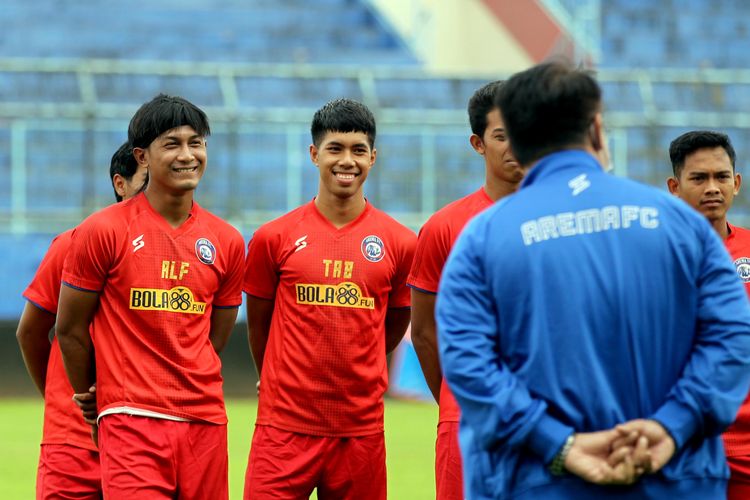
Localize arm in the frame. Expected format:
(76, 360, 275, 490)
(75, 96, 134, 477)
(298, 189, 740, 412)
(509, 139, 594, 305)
(209, 307, 238, 353)
(409, 289, 441, 402)
(56, 284, 98, 394)
(649, 224, 750, 450)
(385, 306, 411, 355)
(15, 302, 55, 396)
(436, 222, 572, 464)
(246, 295, 274, 376)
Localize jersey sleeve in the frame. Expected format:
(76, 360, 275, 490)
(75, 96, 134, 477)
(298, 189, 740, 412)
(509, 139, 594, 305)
(23, 232, 71, 314)
(213, 230, 246, 308)
(61, 215, 116, 292)
(389, 228, 417, 308)
(243, 225, 281, 300)
(407, 213, 452, 294)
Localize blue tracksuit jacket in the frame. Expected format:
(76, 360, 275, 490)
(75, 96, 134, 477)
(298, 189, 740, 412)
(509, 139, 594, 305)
(436, 150, 750, 499)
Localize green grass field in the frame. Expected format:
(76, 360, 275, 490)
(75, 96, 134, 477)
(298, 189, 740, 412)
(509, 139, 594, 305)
(0, 397, 437, 499)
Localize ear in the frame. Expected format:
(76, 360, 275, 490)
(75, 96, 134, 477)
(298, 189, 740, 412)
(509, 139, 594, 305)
(735, 172, 742, 195)
(589, 113, 604, 151)
(112, 173, 127, 198)
(309, 144, 318, 165)
(369, 147, 377, 167)
(469, 134, 485, 155)
(666, 176, 680, 196)
(133, 147, 148, 167)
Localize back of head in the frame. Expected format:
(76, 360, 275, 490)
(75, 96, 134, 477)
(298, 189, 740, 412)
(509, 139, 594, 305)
(128, 94, 210, 149)
(110, 141, 140, 202)
(467, 80, 504, 137)
(311, 98, 376, 147)
(669, 130, 736, 177)
(496, 61, 601, 166)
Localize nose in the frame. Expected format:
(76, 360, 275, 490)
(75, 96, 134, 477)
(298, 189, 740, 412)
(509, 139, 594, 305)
(176, 143, 195, 162)
(705, 177, 721, 194)
(339, 150, 356, 167)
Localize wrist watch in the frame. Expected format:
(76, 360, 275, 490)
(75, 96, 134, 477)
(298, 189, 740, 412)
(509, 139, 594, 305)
(549, 434, 575, 476)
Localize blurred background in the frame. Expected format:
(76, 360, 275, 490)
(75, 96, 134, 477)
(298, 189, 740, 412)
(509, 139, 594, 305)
(2, 0, 750, 392)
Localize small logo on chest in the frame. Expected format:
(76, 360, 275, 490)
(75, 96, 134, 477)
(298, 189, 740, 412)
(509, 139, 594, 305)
(132, 234, 145, 253)
(195, 238, 216, 265)
(735, 257, 750, 283)
(294, 235, 308, 253)
(361, 235, 385, 262)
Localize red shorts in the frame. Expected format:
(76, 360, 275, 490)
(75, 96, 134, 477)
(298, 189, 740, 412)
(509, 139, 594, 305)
(435, 421, 464, 500)
(244, 424, 386, 500)
(728, 454, 750, 500)
(36, 444, 101, 499)
(99, 414, 227, 500)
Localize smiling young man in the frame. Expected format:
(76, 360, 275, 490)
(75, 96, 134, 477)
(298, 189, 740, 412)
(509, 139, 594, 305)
(407, 80, 526, 500)
(668, 130, 750, 499)
(16, 142, 146, 500)
(242, 98, 416, 499)
(56, 94, 245, 499)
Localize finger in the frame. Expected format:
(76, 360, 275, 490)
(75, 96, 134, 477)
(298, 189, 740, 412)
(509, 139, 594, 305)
(610, 431, 639, 452)
(611, 453, 636, 485)
(88, 384, 96, 393)
(607, 445, 631, 466)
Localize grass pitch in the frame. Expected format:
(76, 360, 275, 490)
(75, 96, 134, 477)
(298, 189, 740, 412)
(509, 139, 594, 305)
(0, 397, 437, 499)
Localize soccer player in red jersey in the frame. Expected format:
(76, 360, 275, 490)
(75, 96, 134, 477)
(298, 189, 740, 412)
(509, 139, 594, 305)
(667, 130, 750, 500)
(407, 80, 526, 499)
(16, 142, 146, 500)
(56, 94, 245, 500)
(243, 98, 416, 499)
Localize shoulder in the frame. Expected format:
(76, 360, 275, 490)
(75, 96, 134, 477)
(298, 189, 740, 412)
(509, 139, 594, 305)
(195, 205, 244, 243)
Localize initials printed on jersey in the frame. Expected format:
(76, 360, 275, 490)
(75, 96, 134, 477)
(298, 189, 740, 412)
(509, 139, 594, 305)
(130, 286, 207, 314)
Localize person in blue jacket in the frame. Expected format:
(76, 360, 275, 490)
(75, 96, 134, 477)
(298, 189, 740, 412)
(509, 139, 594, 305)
(436, 60, 750, 499)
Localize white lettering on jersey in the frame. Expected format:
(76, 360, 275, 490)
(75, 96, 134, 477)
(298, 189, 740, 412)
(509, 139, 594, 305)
(132, 234, 145, 253)
(520, 206, 660, 246)
(568, 174, 591, 196)
(294, 235, 308, 253)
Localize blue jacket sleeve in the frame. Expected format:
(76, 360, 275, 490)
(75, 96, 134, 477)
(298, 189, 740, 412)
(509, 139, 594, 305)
(652, 223, 750, 450)
(436, 218, 573, 464)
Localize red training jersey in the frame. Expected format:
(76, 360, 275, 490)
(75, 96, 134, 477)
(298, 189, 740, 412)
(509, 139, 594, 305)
(61, 193, 245, 424)
(23, 229, 97, 451)
(407, 187, 493, 423)
(244, 200, 416, 436)
(723, 222, 750, 456)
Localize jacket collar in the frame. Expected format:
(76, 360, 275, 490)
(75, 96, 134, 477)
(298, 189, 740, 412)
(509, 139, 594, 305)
(521, 150, 604, 189)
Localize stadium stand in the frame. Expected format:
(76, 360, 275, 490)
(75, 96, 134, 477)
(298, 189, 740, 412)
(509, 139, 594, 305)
(2, 0, 750, 321)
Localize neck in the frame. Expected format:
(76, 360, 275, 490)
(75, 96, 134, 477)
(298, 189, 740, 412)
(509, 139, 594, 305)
(144, 188, 194, 229)
(314, 190, 366, 229)
(484, 174, 522, 202)
(713, 218, 730, 240)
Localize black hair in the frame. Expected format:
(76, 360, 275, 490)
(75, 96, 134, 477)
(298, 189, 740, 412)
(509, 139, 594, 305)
(669, 130, 737, 177)
(468, 80, 504, 137)
(496, 61, 601, 166)
(310, 98, 376, 148)
(109, 141, 142, 202)
(128, 93, 210, 150)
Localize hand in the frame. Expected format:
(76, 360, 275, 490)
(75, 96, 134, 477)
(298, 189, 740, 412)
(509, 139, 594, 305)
(72, 384, 97, 426)
(563, 429, 647, 485)
(614, 419, 676, 474)
(256, 380, 260, 397)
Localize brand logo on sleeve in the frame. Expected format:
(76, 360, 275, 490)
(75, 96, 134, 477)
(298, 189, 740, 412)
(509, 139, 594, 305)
(361, 235, 385, 262)
(132, 234, 145, 253)
(568, 174, 590, 196)
(195, 238, 216, 265)
(735, 257, 750, 283)
(294, 235, 308, 253)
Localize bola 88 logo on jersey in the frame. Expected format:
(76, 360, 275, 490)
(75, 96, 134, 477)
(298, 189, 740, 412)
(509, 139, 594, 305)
(296, 281, 375, 309)
(130, 286, 207, 314)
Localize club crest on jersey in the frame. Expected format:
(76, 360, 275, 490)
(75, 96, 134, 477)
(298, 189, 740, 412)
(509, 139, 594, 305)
(735, 257, 750, 282)
(361, 235, 385, 262)
(195, 238, 216, 265)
